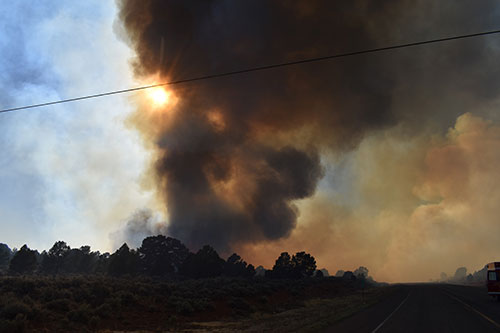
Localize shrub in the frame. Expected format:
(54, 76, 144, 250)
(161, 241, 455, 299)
(46, 299, 71, 312)
(89, 316, 100, 330)
(40, 288, 71, 303)
(176, 300, 194, 315)
(1, 302, 31, 320)
(90, 283, 111, 301)
(10, 279, 37, 296)
(95, 303, 112, 318)
(68, 304, 92, 324)
(0, 314, 27, 333)
(191, 298, 213, 312)
(229, 297, 253, 315)
(71, 287, 90, 303)
(117, 291, 138, 306)
(258, 296, 269, 304)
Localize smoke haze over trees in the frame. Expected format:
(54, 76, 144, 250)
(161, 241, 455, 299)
(437, 265, 487, 284)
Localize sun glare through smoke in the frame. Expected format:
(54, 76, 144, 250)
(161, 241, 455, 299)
(147, 87, 171, 108)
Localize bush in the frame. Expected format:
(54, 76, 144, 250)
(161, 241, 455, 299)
(117, 291, 138, 306)
(46, 299, 71, 312)
(0, 271, 367, 331)
(71, 287, 90, 303)
(89, 315, 100, 330)
(191, 298, 213, 312)
(40, 288, 71, 303)
(1, 302, 31, 320)
(10, 279, 37, 296)
(229, 297, 253, 315)
(90, 283, 111, 301)
(258, 296, 269, 304)
(95, 303, 112, 318)
(176, 301, 194, 316)
(68, 304, 92, 324)
(0, 314, 27, 333)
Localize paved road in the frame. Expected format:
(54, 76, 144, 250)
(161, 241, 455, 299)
(326, 283, 500, 332)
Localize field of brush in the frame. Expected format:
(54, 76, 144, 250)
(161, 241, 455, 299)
(0, 275, 393, 332)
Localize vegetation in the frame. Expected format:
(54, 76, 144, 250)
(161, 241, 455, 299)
(0, 274, 382, 332)
(0, 236, 379, 332)
(9, 246, 37, 275)
(0, 236, 322, 280)
(436, 265, 487, 284)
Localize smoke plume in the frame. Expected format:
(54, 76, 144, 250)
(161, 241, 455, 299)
(115, 0, 399, 250)
(115, 0, 500, 267)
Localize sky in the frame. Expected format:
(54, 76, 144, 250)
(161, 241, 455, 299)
(2, 1, 500, 282)
(0, 2, 156, 252)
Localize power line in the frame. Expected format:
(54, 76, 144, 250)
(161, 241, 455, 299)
(2, 28, 500, 115)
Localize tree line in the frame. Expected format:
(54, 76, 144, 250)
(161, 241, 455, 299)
(0, 236, 323, 279)
(435, 265, 487, 284)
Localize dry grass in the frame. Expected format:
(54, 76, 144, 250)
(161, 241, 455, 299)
(183, 286, 396, 333)
(0, 275, 390, 332)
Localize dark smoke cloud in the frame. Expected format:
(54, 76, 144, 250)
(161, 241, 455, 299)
(157, 143, 323, 250)
(116, 0, 500, 252)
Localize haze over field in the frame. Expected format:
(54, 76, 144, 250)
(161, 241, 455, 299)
(2, 1, 500, 282)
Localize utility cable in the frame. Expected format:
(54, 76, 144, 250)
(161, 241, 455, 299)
(2, 28, 500, 114)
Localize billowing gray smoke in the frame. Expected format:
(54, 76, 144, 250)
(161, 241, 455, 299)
(116, 0, 500, 251)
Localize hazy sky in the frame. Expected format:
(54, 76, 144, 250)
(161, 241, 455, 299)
(0, 2, 155, 252)
(2, 1, 500, 282)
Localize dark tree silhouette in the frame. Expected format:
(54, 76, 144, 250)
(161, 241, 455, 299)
(9, 245, 37, 274)
(271, 251, 316, 278)
(95, 252, 110, 274)
(342, 271, 356, 280)
(108, 243, 140, 276)
(63, 246, 99, 274)
(49, 241, 70, 257)
(224, 253, 255, 277)
(335, 270, 345, 277)
(255, 265, 266, 277)
(271, 252, 293, 278)
(0, 235, 321, 281)
(354, 266, 369, 279)
(41, 241, 71, 274)
(138, 235, 190, 276)
(291, 251, 316, 278)
(181, 245, 224, 278)
(0, 243, 12, 272)
(246, 264, 256, 277)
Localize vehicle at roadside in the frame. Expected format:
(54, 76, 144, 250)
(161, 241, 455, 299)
(486, 262, 500, 300)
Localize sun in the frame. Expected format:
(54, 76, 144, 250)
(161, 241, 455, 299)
(148, 87, 170, 107)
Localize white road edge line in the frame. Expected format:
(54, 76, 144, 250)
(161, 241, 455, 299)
(371, 291, 411, 333)
(444, 291, 500, 330)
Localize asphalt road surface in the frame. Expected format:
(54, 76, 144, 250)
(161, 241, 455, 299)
(326, 283, 500, 332)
